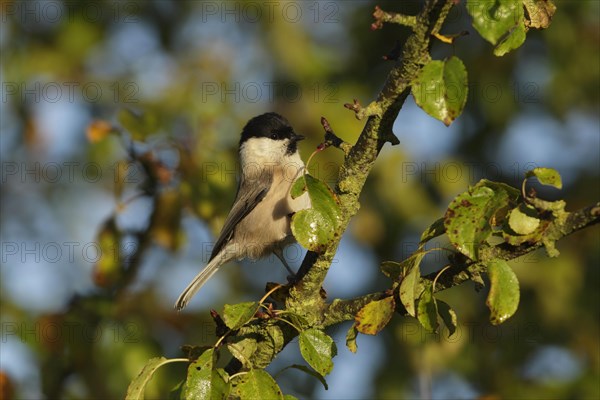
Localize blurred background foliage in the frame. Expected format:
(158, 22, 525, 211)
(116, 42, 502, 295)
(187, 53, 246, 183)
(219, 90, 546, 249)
(0, 0, 598, 399)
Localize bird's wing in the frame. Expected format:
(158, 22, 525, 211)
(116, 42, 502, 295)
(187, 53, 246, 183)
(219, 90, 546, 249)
(210, 171, 273, 259)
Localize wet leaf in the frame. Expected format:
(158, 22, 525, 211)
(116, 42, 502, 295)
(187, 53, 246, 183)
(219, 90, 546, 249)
(291, 174, 341, 252)
(182, 349, 228, 400)
(299, 329, 337, 376)
(486, 259, 520, 325)
(291, 209, 335, 253)
(355, 296, 395, 335)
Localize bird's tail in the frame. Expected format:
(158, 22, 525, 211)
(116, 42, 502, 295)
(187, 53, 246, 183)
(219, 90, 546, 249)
(174, 250, 232, 311)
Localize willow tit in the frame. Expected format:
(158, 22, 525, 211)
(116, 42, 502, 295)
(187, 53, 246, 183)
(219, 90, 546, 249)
(175, 113, 311, 310)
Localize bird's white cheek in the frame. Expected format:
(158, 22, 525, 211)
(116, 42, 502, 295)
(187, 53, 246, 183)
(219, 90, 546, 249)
(240, 137, 288, 166)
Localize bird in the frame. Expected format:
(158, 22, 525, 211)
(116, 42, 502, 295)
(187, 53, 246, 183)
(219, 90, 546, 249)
(175, 112, 311, 310)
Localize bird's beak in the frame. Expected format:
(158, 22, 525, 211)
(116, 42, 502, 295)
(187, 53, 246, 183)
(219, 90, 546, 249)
(292, 132, 305, 142)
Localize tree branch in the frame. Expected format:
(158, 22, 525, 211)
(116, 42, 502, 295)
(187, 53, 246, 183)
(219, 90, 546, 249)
(427, 201, 600, 291)
(289, 0, 455, 324)
(320, 201, 600, 327)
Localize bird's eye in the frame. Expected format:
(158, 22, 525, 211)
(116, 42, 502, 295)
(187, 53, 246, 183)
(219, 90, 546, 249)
(270, 133, 279, 140)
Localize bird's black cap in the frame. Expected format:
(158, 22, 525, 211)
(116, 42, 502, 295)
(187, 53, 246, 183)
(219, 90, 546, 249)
(240, 113, 304, 152)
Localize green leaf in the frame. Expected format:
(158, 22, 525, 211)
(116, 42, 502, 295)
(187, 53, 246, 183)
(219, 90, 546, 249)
(182, 349, 228, 400)
(467, 0, 524, 43)
(126, 357, 176, 400)
(345, 323, 358, 354)
(284, 395, 299, 400)
(526, 167, 563, 189)
(355, 296, 395, 335)
(278, 364, 329, 390)
(117, 108, 159, 141)
(502, 218, 550, 246)
(230, 369, 283, 400)
(290, 174, 307, 198)
(222, 302, 258, 330)
(437, 300, 458, 337)
(523, 0, 557, 29)
(380, 261, 403, 280)
(420, 217, 446, 244)
(298, 328, 337, 376)
(445, 180, 511, 260)
(291, 209, 335, 253)
(416, 282, 438, 333)
(508, 204, 540, 235)
(227, 338, 258, 369)
(291, 174, 342, 252)
(478, 179, 521, 200)
(486, 259, 520, 325)
(411, 56, 468, 126)
(494, 19, 527, 56)
(398, 252, 426, 316)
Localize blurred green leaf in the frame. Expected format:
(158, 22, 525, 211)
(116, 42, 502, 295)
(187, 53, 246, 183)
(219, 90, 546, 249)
(126, 357, 173, 400)
(150, 189, 183, 251)
(412, 56, 468, 126)
(222, 302, 258, 330)
(416, 282, 438, 333)
(486, 259, 520, 325)
(92, 218, 122, 288)
(437, 300, 458, 337)
(345, 324, 358, 354)
(355, 296, 395, 335)
(117, 108, 159, 141)
(299, 329, 337, 376)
